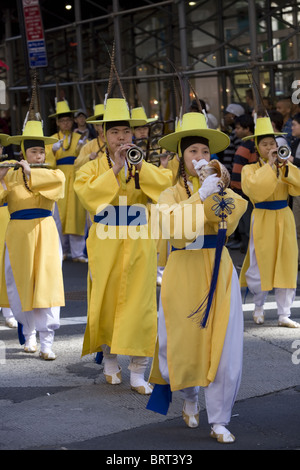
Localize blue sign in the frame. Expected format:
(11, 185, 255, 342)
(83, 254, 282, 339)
(27, 39, 48, 68)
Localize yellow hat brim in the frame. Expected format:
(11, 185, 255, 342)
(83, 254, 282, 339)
(88, 118, 148, 127)
(0, 133, 10, 146)
(8, 135, 58, 146)
(159, 128, 230, 155)
(48, 110, 77, 118)
(242, 131, 286, 141)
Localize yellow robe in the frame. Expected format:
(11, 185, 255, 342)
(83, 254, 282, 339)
(157, 157, 179, 267)
(74, 157, 173, 357)
(74, 137, 105, 171)
(46, 132, 86, 236)
(240, 161, 300, 291)
(0, 203, 9, 305)
(149, 181, 247, 390)
(0, 168, 66, 311)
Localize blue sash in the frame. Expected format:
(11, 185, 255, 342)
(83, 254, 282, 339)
(0, 203, 8, 208)
(94, 205, 147, 226)
(255, 200, 288, 210)
(56, 156, 76, 165)
(171, 234, 218, 252)
(10, 209, 52, 220)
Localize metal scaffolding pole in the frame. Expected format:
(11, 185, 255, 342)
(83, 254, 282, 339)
(177, 0, 190, 111)
(113, 0, 123, 79)
(75, 0, 85, 108)
(248, 0, 260, 87)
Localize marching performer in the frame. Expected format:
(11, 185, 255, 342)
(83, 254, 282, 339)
(240, 116, 300, 327)
(74, 104, 105, 171)
(146, 111, 247, 443)
(46, 100, 87, 262)
(74, 97, 172, 394)
(0, 110, 65, 359)
(0, 133, 17, 328)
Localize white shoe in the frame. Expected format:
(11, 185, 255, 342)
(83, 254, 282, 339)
(24, 339, 37, 353)
(39, 350, 56, 360)
(5, 317, 18, 328)
(182, 401, 200, 428)
(253, 308, 264, 325)
(130, 371, 153, 395)
(72, 256, 88, 263)
(278, 316, 300, 328)
(210, 424, 235, 443)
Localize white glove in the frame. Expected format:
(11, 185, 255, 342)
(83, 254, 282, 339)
(192, 159, 208, 176)
(52, 139, 63, 152)
(199, 173, 221, 201)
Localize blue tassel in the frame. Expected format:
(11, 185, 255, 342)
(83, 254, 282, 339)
(146, 384, 172, 415)
(188, 226, 227, 328)
(18, 322, 25, 345)
(95, 351, 103, 364)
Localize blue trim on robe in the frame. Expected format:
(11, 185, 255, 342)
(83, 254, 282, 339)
(255, 200, 288, 210)
(10, 209, 52, 220)
(56, 156, 76, 165)
(94, 205, 147, 226)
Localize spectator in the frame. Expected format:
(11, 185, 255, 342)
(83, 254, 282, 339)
(276, 96, 294, 146)
(230, 114, 256, 253)
(220, 103, 245, 174)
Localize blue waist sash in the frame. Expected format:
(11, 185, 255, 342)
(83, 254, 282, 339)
(171, 234, 218, 252)
(0, 203, 8, 208)
(255, 200, 288, 210)
(56, 156, 76, 165)
(10, 209, 52, 220)
(94, 205, 147, 226)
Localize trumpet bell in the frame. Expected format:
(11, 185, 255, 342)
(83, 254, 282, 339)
(277, 145, 291, 161)
(198, 160, 230, 189)
(126, 146, 144, 165)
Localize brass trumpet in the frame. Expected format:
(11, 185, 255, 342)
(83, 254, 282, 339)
(276, 145, 291, 163)
(126, 146, 144, 165)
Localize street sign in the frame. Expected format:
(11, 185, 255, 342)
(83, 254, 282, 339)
(22, 0, 48, 68)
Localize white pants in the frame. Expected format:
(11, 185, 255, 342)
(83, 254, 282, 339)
(53, 202, 86, 259)
(1, 307, 14, 319)
(245, 218, 295, 317)
(157, 267, 244, 426)
(101, 344, 149, 374)
(4, 247, 61, 352)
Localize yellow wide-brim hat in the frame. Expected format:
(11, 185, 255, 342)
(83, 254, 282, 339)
(86, 104, 105, 122)
(88, 98, 147, 127)
(0, 133, 10, 146)
(242, 116, 286, 141)
(8, 120, 58, 146)
(159, 112, 230, 155)
(48, 100, 77, 118)
(131, 106, 158, 124)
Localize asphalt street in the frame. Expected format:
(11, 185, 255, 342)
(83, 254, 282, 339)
(0, 246, 300, 453)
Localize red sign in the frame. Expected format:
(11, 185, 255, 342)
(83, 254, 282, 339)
(22, 0, 44, 41)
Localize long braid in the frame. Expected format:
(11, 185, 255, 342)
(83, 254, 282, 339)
(180, 157, 191, 198)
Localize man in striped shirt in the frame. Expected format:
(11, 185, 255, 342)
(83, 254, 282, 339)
(230, 114, 256, 253)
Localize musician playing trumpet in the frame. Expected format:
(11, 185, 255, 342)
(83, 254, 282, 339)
(240, 116, 300, 328)
(74, 97, 172, 395)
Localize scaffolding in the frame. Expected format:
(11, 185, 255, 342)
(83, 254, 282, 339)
(1, 0, 300, 135)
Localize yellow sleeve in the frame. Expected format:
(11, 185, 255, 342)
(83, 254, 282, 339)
(281, 162, 300, 196)
(203, 188, 248, 237)
(138, 161, 173, 203)
(30, 169, 65, 201)
(155, 187, 204, 249)
(241, 163, 277, 201)
(74, 161, 120, 215)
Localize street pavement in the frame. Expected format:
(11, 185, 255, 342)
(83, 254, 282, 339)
(0, 247, 300, 452)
